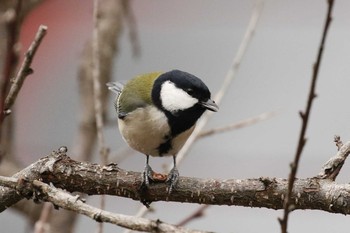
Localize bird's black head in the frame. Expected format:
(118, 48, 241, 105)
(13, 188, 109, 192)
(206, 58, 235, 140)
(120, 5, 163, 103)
(152, 70, 218, 136)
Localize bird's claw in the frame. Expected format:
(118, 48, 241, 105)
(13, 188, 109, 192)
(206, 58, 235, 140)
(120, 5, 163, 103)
(139, 164, 154, 207)
(166, 167, 179, 194)
(140, 164, 178, 196)
(142, 164, 154, 188)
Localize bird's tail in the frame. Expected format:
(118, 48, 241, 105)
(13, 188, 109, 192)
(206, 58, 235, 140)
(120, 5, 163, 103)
(106, 82, 124, 95)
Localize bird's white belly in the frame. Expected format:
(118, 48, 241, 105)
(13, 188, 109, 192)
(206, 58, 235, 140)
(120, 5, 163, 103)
(118, 106, 194, 157)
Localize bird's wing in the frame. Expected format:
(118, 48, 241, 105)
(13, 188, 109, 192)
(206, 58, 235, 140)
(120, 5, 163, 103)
(107, 81, 150, 119)
(107, 72, 161, 119)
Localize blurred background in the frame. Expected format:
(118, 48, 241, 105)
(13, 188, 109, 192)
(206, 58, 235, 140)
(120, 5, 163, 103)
(2, 0, 350, 232)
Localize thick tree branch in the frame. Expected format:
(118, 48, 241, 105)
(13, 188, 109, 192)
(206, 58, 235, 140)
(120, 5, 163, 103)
(1, 147, 350, 215)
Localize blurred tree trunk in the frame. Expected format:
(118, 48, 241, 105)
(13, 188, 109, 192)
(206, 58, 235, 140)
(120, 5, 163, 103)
(0, 1, 131, 232)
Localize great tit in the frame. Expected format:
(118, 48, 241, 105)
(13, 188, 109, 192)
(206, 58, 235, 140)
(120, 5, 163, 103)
(107, 69, 218, 193)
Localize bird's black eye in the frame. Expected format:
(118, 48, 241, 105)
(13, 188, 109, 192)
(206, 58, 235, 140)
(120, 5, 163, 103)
(186, 88, 194, 95)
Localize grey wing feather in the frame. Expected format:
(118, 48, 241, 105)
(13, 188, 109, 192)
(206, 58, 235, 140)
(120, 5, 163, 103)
(106, 82, 124, 95)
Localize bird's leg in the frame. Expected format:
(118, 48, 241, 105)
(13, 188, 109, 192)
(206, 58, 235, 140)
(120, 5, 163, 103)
(142, 155, 154, 187)
(139, 155, 154, 208)
(166, 155, 179, 193)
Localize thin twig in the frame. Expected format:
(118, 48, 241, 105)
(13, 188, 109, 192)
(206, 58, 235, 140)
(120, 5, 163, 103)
(123, 1, 265, 230)
(4, 24, 47, 114)
(197, 111, 276, 139)
(92, 0, 109, 232)
(279, 1, 335, 232)
(121, 0, 140, 57)
(92, 0, 107, 163)
(172, 0, 264, 169)
(177, 205, 209, 227)
(34, 203, 53, 233)
(0, 0, 22, 124)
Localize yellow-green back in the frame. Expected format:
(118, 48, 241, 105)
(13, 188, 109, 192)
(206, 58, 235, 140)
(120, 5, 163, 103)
(118, 72, 162, 115)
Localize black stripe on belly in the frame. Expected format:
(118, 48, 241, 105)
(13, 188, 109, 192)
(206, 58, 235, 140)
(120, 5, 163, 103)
(157, 135, 172, 156)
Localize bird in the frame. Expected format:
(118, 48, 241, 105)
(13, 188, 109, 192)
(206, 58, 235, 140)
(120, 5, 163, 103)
(107, 69, 218, 193)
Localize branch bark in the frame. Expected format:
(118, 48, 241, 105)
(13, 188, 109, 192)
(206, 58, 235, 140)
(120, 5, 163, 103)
(1, 147, 350, 215)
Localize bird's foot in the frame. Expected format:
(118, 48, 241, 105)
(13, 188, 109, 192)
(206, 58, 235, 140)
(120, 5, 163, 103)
(139, 164, 154, 208)
(166, 167, 179, 194)
(142, 163, 154, 188)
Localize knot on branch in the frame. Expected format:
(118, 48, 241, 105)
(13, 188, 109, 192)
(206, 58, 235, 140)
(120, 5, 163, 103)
(318, 140, 350, 180)
(15, 177, 35, 199)
(93, 211, 103, 222)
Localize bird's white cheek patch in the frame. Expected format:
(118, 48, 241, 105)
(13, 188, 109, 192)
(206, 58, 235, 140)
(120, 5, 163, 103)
(160, 81, 198, 112)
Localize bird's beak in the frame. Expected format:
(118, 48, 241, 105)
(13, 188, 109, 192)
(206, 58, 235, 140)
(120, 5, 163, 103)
(200, 99, 219, 112)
